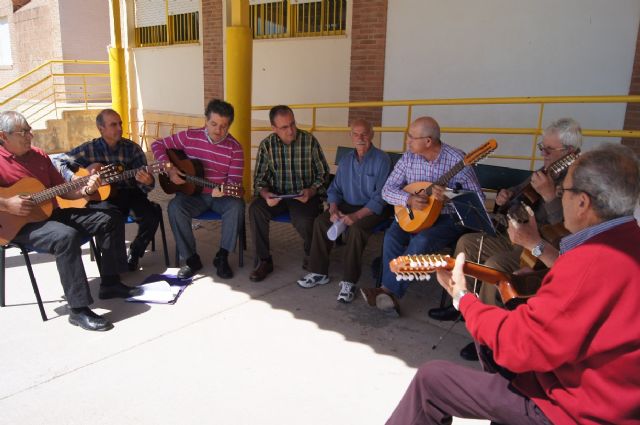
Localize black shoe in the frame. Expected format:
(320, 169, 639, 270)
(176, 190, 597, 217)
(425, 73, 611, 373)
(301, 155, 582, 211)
(213, 250, 233, 279)
(428, 305, 461, 321)
(99, 281, 136, 299)
(127, 250, 140, 271)
(460, 342, 479, 361)
(177, 254, 203, 279)
(68, 307, 114, 331)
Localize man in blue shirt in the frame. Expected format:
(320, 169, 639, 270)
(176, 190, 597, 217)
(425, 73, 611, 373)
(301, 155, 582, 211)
(297, 119, 391, 303)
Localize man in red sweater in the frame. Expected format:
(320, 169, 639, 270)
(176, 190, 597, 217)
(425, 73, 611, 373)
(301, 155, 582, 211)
(386, 143, 640, 425)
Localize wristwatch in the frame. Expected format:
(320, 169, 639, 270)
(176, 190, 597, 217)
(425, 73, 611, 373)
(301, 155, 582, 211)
(531, 240, 545, 258)
(453, 289, 469, 311)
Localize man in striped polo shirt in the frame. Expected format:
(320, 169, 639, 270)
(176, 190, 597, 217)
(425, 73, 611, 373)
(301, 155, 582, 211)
(152, 99, 245, 280)
(249, 105, 330, 282)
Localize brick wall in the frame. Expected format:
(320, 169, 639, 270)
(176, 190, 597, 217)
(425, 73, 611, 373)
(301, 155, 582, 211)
(622, 22, 640, 156)
(348, 0, 388, 126)
(202, 0, 224, 107)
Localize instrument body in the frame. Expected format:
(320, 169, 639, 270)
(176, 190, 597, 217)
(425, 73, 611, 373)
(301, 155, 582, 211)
(394, 139, 497, 233)
(0, 165, 120, 244)
(159, 149, 243, 198)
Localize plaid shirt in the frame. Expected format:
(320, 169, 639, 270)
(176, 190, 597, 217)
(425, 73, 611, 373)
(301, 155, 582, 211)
(54, 137, 152, 193)
(382, 142, 483, 215)
(253, 129, 330, 196)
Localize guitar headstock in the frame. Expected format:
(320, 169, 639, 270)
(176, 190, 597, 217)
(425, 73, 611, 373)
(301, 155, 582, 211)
(148, 161, 172, 175)
(463, 139, 498, 166)
(221, 182, 245, 198)
(389, 254, 455, 281)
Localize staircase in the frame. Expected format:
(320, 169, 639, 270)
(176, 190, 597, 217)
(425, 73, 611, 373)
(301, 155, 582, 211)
(31, 110, 100, 153)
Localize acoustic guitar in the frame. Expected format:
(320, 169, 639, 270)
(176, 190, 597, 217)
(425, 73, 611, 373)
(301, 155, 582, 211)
(389, 253, 547, 309)
(56, 162, 172, 209)
(158, 149, 244, 198)
(394, 139, 498, 233)
(0, 165, 121, 245)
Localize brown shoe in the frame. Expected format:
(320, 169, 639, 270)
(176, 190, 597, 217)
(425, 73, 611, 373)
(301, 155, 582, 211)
(360, 287, 400, 317)
(250, 258, 274, 282)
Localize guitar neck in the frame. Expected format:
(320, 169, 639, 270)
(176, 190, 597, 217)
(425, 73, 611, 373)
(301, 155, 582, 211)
(461, 262, 509, 285)
(184, 174, 220, 190)
(31, 177, 91, 204)
(105, 164, 153, 184)
(430, 160, 466, 193)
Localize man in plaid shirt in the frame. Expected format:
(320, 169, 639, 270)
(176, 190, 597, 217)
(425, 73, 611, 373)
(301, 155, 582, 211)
(55, 109, 161, 275)
(249, 105, 330, 282)
(360, 116, 483, 316)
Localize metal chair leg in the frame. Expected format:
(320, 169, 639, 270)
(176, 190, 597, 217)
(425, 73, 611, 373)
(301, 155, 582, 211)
(0, 245, 6, 308)
(18, 245, 47, 321)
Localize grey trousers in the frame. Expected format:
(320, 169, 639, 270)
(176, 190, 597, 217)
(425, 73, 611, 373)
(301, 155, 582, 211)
(307, 203, 390, 283)
(386, 360, 551, 425)
(168, 192, 245, 260)
(13, 207, 128, 308)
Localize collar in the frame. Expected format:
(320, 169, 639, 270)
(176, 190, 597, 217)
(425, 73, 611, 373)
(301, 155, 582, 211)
(559, 216, 636, 254)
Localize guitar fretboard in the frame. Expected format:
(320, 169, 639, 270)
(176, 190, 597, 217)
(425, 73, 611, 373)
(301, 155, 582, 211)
(185, 175, 221, 190)
(31, 176, 91, 204)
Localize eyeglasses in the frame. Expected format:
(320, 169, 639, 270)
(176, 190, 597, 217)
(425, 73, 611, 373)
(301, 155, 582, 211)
(406, 133, 430, 141)
(274, 121, 296, 131)
(11, 127, 33, 137)
(556, 185, 592, 198)
(537, 142, 567, 155)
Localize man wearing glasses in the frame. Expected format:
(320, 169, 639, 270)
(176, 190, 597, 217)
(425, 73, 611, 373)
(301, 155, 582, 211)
(152, 99, 245, 280)
(0, 111, 131, 331)
(360, 116, 483, 316)
(387, 143, 640, 425)
(429, 117, 582, 361)
(248, 105, 330, 282)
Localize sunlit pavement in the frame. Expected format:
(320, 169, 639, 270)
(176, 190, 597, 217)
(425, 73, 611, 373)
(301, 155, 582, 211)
(0, 188, 487, 425)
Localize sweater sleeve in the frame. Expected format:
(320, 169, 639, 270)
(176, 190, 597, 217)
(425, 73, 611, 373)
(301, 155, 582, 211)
(461, 246, 609, 373)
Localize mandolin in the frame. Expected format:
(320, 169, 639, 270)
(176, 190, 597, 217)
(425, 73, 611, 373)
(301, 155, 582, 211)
(389, 253, 540, 309)
(0, 164, 121, 245)
(158, 149, 244, 198)
(56, 162, 171, 208)
(394, 139, 497, 233)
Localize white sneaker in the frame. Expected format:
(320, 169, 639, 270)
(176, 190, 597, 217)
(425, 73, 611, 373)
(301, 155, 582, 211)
(337, 281, 356, 303)
(297, 273, 330, 288)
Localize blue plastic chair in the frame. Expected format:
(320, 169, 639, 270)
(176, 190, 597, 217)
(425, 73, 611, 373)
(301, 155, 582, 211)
(125, 202, 170, 267)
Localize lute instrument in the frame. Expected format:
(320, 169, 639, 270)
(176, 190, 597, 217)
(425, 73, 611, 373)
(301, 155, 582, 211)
(394, 139, 497, 233)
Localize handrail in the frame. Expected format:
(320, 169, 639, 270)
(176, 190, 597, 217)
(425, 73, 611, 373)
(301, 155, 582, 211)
(0, 60, 108, 92)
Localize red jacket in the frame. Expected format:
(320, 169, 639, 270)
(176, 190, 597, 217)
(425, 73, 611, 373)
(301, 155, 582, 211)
(461, 220, 640, 424)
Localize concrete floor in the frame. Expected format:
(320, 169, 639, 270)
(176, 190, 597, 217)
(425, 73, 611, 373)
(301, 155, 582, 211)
(1, 190, 488, 425)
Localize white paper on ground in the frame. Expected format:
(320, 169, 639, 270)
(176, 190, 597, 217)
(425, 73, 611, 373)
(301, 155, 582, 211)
(126, 281, 181, 303)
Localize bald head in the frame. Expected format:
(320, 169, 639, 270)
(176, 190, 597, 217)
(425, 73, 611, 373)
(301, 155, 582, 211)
(412, 117, 440, 142)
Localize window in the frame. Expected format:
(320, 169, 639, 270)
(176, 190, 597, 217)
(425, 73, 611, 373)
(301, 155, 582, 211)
(250, 0, 347, 39)
(0, 17, 12, 66)
(134, 0, 199, 47)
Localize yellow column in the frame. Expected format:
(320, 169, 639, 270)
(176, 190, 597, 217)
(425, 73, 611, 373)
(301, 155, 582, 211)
(109, 0, 129, 136)
(226, 0, 253, 198)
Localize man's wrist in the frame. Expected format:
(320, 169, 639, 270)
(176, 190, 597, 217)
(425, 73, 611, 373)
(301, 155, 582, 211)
(453, 289, 470, 311)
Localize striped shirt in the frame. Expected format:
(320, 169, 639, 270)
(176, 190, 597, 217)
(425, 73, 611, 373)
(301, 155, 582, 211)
(253, 129, 330, 196)
(559, 216, 636, 254)
(382, 142, 483, 215)
(151, 128, 244, 193)
(54, 137, 152, 192)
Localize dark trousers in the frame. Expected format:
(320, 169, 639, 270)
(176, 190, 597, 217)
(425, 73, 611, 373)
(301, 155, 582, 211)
(386, 360, 552, 425)
(249, 195, 322, 260)
(90, 188, 160, 257)
(12, 208, 128, 308)
(308, 203, 389, 283)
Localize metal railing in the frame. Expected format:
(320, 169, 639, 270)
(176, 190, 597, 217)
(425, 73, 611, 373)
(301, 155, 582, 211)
(134, 95, 640, 171)
(0, 60, 111, 127)
(134, 11, 200, 47)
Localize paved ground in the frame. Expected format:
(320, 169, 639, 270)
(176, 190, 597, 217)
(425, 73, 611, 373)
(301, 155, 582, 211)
(1, 189, 488, 425)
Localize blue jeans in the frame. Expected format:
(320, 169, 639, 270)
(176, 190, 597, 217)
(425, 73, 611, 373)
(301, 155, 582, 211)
(168, 192, 245, 260)
(381, 214, 466, 298)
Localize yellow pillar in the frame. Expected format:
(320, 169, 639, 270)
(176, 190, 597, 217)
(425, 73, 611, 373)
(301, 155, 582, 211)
(109, 0, 129, 136)
(226, 0, 253, 198)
